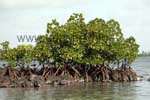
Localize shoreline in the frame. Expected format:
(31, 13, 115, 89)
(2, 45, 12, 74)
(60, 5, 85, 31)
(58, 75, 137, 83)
(0, 65, 141, 88)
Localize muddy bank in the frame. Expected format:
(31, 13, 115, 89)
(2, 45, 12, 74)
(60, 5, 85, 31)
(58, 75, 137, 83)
(0, 65, 140, 88)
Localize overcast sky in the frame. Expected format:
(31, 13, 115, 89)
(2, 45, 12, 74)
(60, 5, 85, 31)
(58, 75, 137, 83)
(0, 0, 150, 52)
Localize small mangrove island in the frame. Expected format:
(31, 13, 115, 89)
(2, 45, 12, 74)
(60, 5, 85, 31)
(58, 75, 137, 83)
(0, 13, 139, 88)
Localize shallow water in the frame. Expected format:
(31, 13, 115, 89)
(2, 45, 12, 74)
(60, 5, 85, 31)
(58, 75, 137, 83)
(0, 57, 150, 100)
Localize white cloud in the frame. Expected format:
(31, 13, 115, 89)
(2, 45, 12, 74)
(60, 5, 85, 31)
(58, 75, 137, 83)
(0, 0, 87, 9)
(0, 0, 150, 51)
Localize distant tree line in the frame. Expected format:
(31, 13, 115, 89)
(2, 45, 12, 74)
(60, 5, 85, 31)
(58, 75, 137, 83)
(138, 51, 150, 56)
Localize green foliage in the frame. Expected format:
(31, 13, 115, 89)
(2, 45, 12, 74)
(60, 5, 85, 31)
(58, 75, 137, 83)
(0, 41, 9, 51)
(125, 36, 139, 63)
(33, 35, 52, 63)
(16, 45, 33, 62)
(6, 50, 16, 67)
(46, 13, 139, 65)
(0, 42, 17, 67)
(0, 13, 139, 67)
(0, 41, 10, 60)
(0, 43, 34, 67)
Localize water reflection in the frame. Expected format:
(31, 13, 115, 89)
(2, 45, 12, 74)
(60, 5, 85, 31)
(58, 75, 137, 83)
(0, 82, 139, 100)
(0, 57, 150, 100)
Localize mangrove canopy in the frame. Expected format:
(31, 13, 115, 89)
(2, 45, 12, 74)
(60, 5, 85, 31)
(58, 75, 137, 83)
(0, 13, 140, 87)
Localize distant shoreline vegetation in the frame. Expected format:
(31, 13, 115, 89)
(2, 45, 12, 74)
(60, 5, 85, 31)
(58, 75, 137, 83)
(138, 52, 150, 56)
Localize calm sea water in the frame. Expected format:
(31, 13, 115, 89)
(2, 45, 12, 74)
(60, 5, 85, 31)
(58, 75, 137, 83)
(0, 57, 150, 100)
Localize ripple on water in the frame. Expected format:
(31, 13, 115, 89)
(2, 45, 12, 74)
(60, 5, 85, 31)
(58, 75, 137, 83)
(0, 57, 150, 100)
